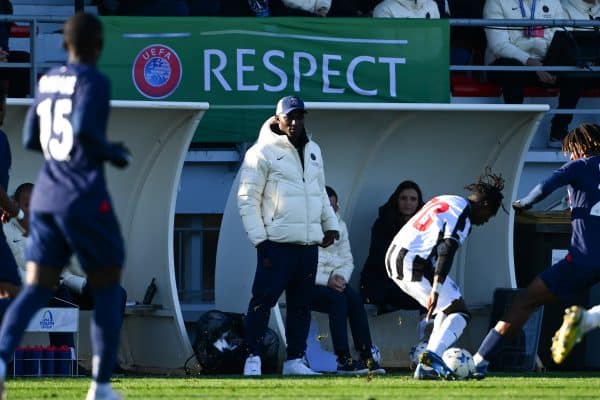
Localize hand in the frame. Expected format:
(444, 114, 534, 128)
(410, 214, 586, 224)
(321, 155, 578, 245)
(526, 58, 556, 84)
(316, 7, 328, 16)
(0, 282, 20, 298)
(320, 230, 339, 248)
(109, 142, 132, 169)
(1, 199, 19, 223)
(425, 291, 438, 322)
(256, 240, 269, 252)
(512, 199, 532, 213)
(327, 274, 346, 292)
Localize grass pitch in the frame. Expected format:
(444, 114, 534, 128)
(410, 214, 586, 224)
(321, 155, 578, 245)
(7, 371, 600, 399)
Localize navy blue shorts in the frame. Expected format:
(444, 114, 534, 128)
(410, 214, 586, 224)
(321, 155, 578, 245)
(0, 233, 22, 286)
(539, 257, 600, 300)
(26, 210, 125, 272)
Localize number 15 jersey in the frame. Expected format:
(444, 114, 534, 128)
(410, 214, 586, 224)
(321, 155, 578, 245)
(23, 63, 112, 213)
(386, 195, 472, 281)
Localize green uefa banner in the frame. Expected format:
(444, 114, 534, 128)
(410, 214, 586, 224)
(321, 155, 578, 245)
(100, 17, 449, 143)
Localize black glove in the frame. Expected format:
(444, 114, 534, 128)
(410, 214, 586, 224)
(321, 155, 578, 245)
(512, 199, 532, 213)
(108, 142, 132, 169)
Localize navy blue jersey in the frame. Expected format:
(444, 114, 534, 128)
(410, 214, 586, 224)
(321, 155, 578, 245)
(539, 156, 600, 266)
(0, 128, 10, 192)
(23, 63, 114, 213)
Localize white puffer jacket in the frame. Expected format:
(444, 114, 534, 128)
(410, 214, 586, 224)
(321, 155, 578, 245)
(484, 0, 566, 64)
(373, 0, 440, 18)
(283, 0, 332, 15)
(3, 219, 86, 290)
(238, 117, 339, 247)
(315, 214, 354, 286)
(561, 0, 600, 21)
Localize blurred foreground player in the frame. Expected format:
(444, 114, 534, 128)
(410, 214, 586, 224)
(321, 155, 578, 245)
(0, 13, 130, 400)
(473, 123, 600, 378)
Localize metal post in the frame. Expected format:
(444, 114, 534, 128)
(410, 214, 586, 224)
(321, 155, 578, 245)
(29, 19, 37, 98)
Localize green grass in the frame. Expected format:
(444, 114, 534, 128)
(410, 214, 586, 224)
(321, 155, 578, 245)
(6, 371, 600, 399)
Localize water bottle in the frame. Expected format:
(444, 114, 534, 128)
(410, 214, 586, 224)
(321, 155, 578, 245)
(14, 347, 25, 376)
(42, 346, 55, 376)
(30, 346, 42, 376)
(142, 278, 157, 305)
(248, 0, 269, 17)
(55, 345, 71, 376)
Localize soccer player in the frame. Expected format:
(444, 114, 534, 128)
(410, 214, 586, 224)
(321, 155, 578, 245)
(0, 13, 130, 400)
(385, 169, 505, 380)
(472, 123, 600, 378)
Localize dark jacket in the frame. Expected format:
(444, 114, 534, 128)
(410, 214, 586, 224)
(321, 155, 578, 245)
(360, 204, 404, 305)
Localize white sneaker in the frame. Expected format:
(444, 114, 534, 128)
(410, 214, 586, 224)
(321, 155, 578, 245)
(282, 358, 321, 375)
(244, 355, 261, 376)
(85, 383, 123, 400)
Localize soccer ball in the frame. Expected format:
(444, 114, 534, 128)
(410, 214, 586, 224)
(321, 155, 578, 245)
(442, 347, 475, 379)
(409, 341, 428, 369)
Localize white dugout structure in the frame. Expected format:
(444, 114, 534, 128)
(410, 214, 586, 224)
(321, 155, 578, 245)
(5, 100, 548, 371)
(216, 103, 550, 367)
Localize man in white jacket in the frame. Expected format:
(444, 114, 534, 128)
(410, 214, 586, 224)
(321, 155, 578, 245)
(238, 95, 339, 376)
(483, 0, 584, 148)
(310, 186, 385, 375)
(561, 0, 599, 20)
(373, 0, 441, 18)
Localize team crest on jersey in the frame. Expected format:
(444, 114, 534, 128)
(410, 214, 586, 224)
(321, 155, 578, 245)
(132, 44, 182, 99)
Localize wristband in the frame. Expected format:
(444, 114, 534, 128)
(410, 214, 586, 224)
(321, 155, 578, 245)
(432, 281, 443, 295)
(16, 209, 24, 221)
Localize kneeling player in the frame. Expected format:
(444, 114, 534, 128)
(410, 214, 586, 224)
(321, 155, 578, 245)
(386, 170, 505, 379)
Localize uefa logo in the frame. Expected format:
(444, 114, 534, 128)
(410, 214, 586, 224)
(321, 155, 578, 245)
(39, 310, 54, 329)
(132, 44, 182, 99)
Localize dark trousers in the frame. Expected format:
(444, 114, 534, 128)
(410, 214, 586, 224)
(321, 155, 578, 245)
(488, 57, 582, 140)
(245, 241, 317, 360)
(311, 284, 372, 359)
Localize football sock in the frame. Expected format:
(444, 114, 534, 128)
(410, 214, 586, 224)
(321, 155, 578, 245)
(0, 285, 53, 362)
(91, 284, 126, 383)
(425, 312, 447, 353)
(582, 305, 600, 334)
(0, 298, 13, 321)
(426, 313, 467, 356)
(474, 329, 504, 365)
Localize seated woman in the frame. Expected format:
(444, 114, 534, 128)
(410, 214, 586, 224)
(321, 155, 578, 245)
(360, 181, 429, 336)
(310, 186, 385, 375)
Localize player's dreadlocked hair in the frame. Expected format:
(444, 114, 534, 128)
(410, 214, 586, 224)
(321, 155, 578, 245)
(465, 167, 505, 213)
(562, 123, 600, 159)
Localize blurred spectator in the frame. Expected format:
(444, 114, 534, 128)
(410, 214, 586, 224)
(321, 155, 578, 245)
(0, 0, 30, 97)
(373, 0, 440, 18)
(483, 0, 583, 148)
(445, 0, 486, 65)
(282, 0, 363, 16)
(561, 0, 599, 23)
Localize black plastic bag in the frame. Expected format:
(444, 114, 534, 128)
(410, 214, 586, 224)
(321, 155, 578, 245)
(193, 309, 280, 374)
